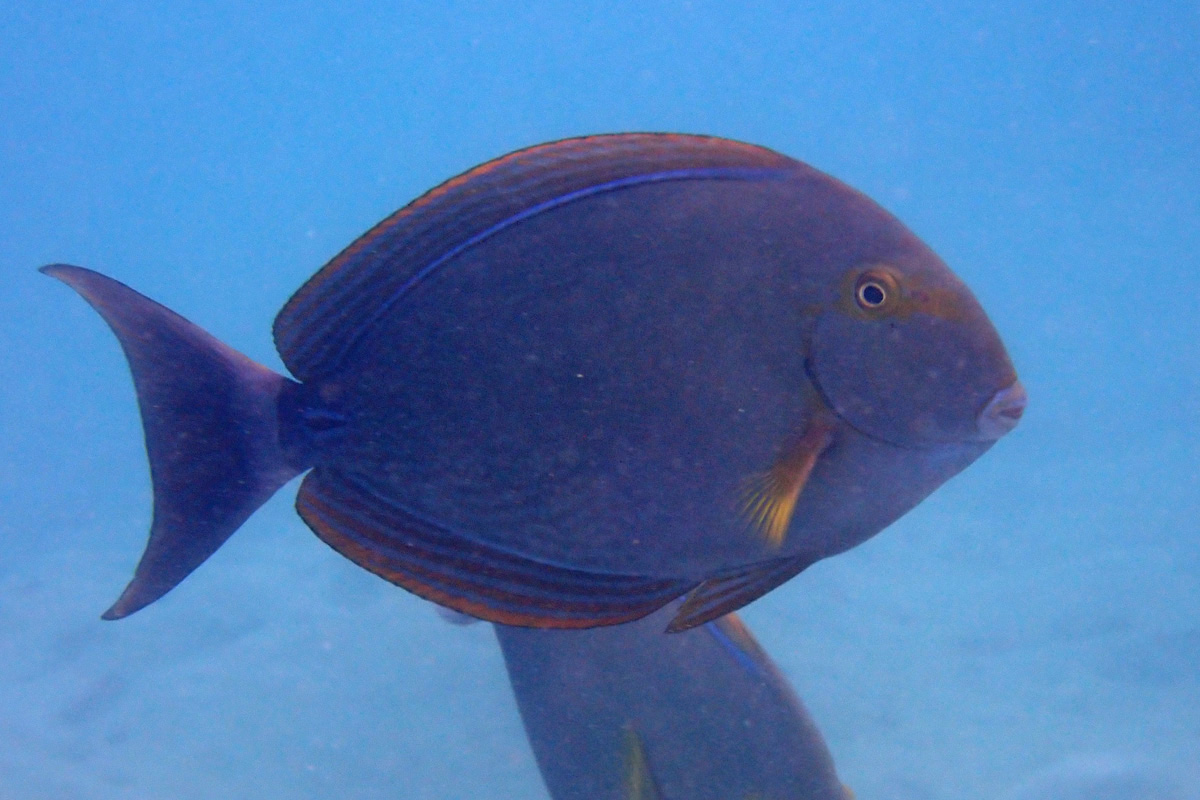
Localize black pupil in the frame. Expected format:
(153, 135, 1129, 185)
(860, 282, 885, 306)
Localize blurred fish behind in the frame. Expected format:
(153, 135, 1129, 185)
(495, 605, 852, 800)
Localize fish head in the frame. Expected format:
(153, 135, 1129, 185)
(807, 243, 1024, 450)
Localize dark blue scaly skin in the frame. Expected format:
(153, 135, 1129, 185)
(312, 175, 1006, 578)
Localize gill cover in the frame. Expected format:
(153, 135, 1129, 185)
(809, 260, 1017, 447)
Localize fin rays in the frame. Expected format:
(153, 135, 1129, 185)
(667, 557, 811, 632)
(298, 468, 691, 628)
(273, 134, 793, 381)
(739, 416, 835, 547)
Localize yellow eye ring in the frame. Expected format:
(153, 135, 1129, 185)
(837, 266, 903, 318)
(853, 270, 899, 311)
(856, 280, 887, 308)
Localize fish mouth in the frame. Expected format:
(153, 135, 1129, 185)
(976, 380, 1026, 440)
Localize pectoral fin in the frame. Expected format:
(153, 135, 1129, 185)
(622, 724, 664, 800)
(740, 415, 835, 547)
(666, 556, 812, 633)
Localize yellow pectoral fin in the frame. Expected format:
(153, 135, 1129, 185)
(622, 724, 663, 800)
(740, 418, 834, 548)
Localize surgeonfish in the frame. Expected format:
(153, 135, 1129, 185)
(494, 603, 854, 800)
(43, 133, 1024, 629)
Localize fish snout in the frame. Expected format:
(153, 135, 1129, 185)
(977, 380, 1026, 440)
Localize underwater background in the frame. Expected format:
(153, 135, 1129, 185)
(2, 1, 1197, 798)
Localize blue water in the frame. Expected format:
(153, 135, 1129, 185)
(2, 2, 1197, 798)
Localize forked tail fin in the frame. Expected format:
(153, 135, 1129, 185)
(42, 264, 304, 619)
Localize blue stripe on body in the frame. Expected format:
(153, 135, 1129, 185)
(316, 166, 785, 373)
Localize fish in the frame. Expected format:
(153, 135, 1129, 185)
(494, 604, 854, 800)
(42, 133, 1025, 629)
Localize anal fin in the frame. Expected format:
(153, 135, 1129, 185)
(666, 556, 811, 632)
(297, 468, 691, 629)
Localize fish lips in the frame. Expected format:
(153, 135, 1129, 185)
(976, 380, 1027, 440)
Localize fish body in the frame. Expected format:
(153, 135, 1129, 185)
(495, 605, 852, 800)
(43, 133, 1023, 627)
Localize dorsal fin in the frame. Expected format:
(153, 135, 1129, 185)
(273, 133, 795, 381)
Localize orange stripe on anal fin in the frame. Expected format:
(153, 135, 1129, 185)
(296, 474, 684, 629)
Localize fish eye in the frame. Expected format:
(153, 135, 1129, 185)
(854, 270, 898, 311)
(856, 281, 886, 308)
